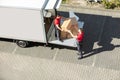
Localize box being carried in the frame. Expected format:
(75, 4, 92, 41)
(61, 18, 72, 31)
(61, 17, 78, 39)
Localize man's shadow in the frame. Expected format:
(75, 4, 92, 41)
(82, 16, 120, 58)
(83, 38, 120, 58)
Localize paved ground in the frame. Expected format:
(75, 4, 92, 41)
(0, 5, 120, 80)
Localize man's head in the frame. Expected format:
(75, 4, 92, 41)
(56, 13, 61, 18)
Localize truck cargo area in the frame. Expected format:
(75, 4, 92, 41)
(46, 16, 84, 48)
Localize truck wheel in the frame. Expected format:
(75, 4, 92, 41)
(16, 40, 28, 48)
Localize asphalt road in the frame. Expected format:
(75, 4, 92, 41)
(0, 6, 120, 80)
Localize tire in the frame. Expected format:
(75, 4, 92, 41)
(16, 40, 28, 48)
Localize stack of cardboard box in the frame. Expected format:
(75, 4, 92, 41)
(61, 17, 78, 39)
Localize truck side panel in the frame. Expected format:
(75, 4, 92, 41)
(0, 7, 46, 43)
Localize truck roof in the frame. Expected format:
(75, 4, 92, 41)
(0, 0, 62, 10)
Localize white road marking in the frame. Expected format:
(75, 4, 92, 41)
(92, 15, 106, 67)
(12, 46, 18, 54)
(53, 49, 59, 61)
(92, 55, 97, 67)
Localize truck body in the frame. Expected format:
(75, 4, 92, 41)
(0, 0, 84, 48)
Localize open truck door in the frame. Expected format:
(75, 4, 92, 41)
(43, 0, 62, 43)
(45, 0, 62, 9)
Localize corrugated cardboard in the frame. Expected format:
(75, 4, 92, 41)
(67, 24, 78, 39)
(71, 17, 78, 25)
(60, 17, 78, 39)
(60, 31, 67, 39)
(61, 18, 72, 31)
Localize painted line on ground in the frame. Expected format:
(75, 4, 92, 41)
(92, 15, 107, 67)
(53, 49, 59, 61)
(12, 46, 18, 54)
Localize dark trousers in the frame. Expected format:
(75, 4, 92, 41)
(76, 40, 83, 56)
(55, 27, 61, 40)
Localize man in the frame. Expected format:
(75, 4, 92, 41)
(67, 29, 84, 59)
(54, 14, 65, 41)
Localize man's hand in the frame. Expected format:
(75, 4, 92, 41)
(60, 29, 63, 31)
(66, 30, 77, 38)
(66, 30, 71, 33)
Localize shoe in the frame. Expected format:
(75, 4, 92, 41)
(78, 55, 83, 59)
(77, 51, 82, 55)
(77, 53, 80, 55)
(59, 39, 64, 42)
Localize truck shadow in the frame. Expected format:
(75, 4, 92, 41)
(58, 11, 120, 58)
(27, 42, 76, 50)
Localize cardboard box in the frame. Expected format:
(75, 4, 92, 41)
(60, 31, 67, 39)
(61, 18, 72, 31)
(70, 17, 78, 25)
(66, 25, 78, 39)
(60, 17, 78, 39)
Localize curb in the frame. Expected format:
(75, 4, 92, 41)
(59, 4, 120, 17)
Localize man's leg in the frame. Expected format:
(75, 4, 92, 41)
(55, 27, 57, 38)
(57, 28, 63, 42)
(54, 26, 60, 40)
(76, 40, 83, 59)
(56, 29, 60, 40)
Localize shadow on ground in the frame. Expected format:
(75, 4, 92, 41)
(59, 11, 120, 58)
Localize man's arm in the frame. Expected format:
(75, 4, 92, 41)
(56, 25, 63, 31)
(67, 30, 77, 38)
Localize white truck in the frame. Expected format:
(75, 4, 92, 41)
(0, 0, 84, 48)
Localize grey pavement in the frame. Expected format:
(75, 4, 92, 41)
(0, 53, 120, 80)
(0, 5, 120, 80)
